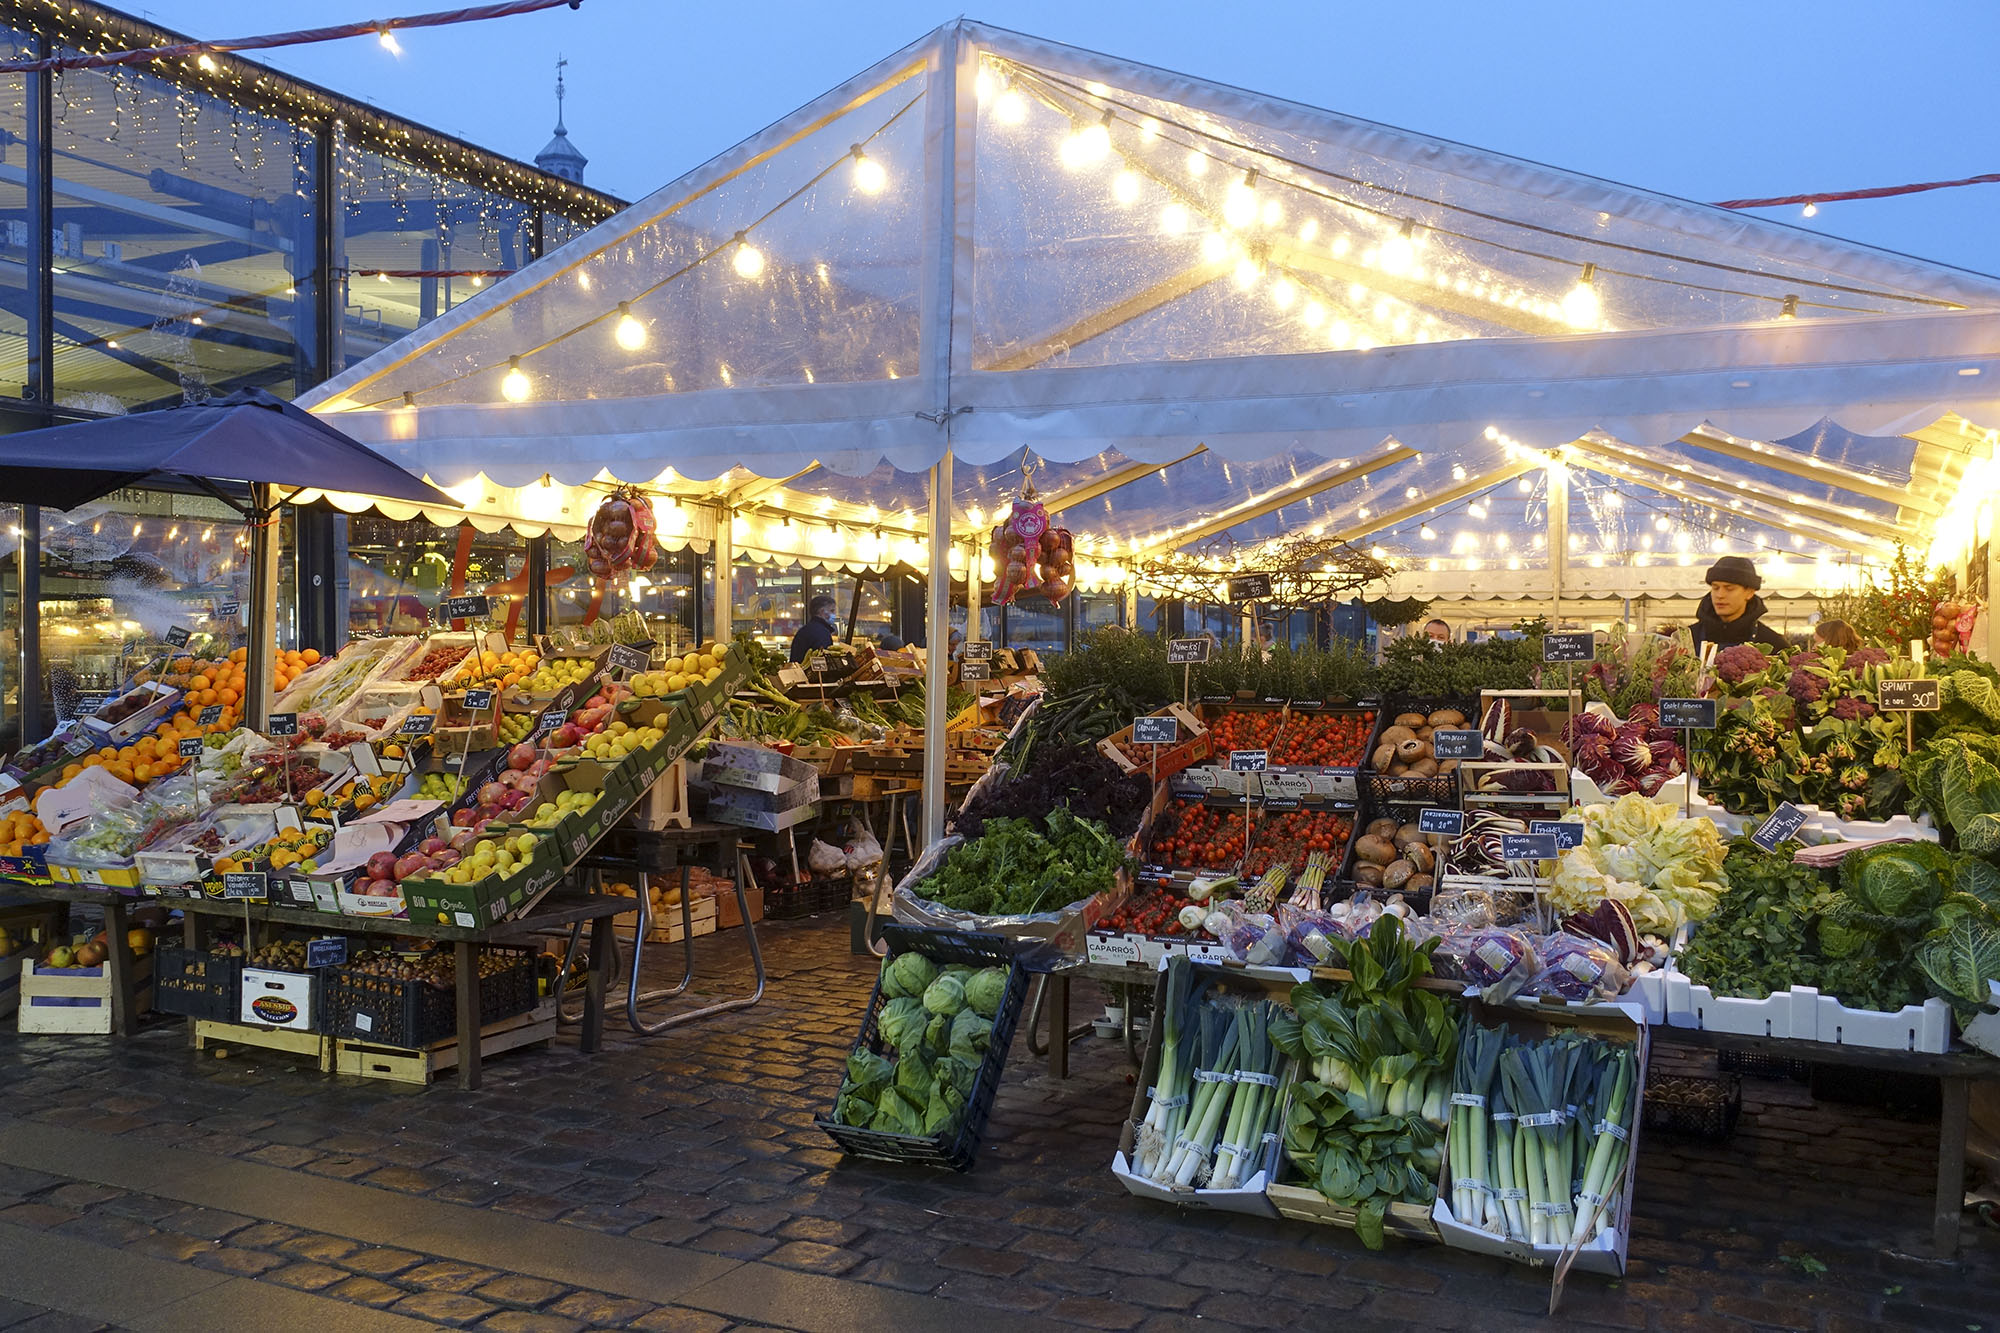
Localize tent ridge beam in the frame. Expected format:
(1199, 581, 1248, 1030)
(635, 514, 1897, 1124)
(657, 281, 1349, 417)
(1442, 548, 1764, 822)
(1676, 429, 1942, 518)
(1136, 446, 1418, 556)
(1336, 459, 1543, 545)
(1567, 451, 1887, 559)
(983, 262, 1232, 373)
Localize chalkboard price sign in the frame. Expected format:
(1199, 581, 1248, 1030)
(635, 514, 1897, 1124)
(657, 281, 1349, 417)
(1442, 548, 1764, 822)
(461, 688, 495, 712)
(441, 595, 490, 620)
(1417, 808, 1465, 836)
(1431, 729, 1485, 760)
(1751, 802, 1809, 853)
(165, 626, 192, 647)
(1133, 716, 1180, 745)
(198, 704, 223, 725)
(266, 712, 299, 736)
(214, 601, 240, 619)
(1529, 819, 1585, 850)
(963, 640, 993, 662)
(222, 871, 267, 900)
(1542, 632, 1595, 664)
(306, 937, 348, 968)
(535, 708, 567, 736)
(1878, 679, 1941, 712)
(399, 712, 437, 736)
(959, 661, 992, 681)
(177, 736, 205, 758)
(1168, 638, 1211, 664)
(1229, 749, 1269, 773)
(1226, 572, 1274, 602)
(1658, 697, 1718, 730)
(1500, 833, 1559, 862)
(607, 643, 651, 674)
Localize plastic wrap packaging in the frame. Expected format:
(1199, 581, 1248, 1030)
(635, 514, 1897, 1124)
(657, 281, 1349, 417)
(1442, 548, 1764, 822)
(1435, 926, 1541, 1002)
(1197, 902, 1289, 967)
(1523, 932, 1631, 1002)
(891, 835, 1117, 970)
(46, 801, 153, 871)
(1429, 885, 1499, 932)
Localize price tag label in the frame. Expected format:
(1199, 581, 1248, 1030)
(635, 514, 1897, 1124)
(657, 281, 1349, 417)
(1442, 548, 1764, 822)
(198, 704, 223, 726)
(1658, 697, 1718, 730)
(1169, 638, 1212, 665)
(1133, 716, 1180, 746)
(1229, 749, 1268, 773)
(214, 601, 240, 619)
(441, 595, 490, 620)
(76, 692, 111, 716)
(177, 736, 205, 759)
(1542, 632, 1595, 663)
(1751, 801, 1809, 853)
(1432, 729, 1485, 760)
(535, 708, 567, 737)
(1085, 932, 1143, 966)
(222, 871, 267, 900)
(1879, 679, 1941, 712)
(1418, 807, 1465, 836)
(607, 643, 650, 674)
(306, 937, 347, 968)
(1500, 833, 1559, 862)
(959, 661, 992, 681)
(266, 712, 299, 737)
(1530, 820, 1585, 850)
(461, 688, 495, 712)
(399, 712, 437, 736)
(1226, 572, 1273, 602)
(963, 640, 993, 662)
(165, 626, 192, 647)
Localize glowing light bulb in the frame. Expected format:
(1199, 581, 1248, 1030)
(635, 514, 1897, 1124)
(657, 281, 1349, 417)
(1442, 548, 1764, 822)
(1419, 524, 1437, 541)
(1160, 202, 1191, 235)
(994, 89, 1026, 125)
(1111, 169, 1141, 206)
(1185, 149, 1208, 177)
(1778, 294, 1799, 320)
(501, 357, 531, 403)
(1060, 115, 1111, 170)
(471, 275, 482, 287)
(850, 147, 887, 195)
(614, 302, 646, 351)
(1269, 275, 1296, 310)
(1301, 299, 1326, 328)
(1200, 232, 1230, 263)
(1468, 502, 1487, 519)
(1518, 478, 1533, 494)
(1260, 197, 1283, 227)
(1561, 263, 1601, 328)
(1802, 201, 1818, 218)
(1297, 217, 1319, 245)
(377, 27, 401, 55)
(732, 236, 765, 279)
(1139, 116, 1160, 143)
(1232, 257, 1261, 290)
(1222, 170, 1258, 229)
(1378, 220, 1416, 276)
(197, 53, 217, 72)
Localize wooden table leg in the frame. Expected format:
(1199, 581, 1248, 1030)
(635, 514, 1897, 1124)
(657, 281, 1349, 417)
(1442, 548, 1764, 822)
(454, 940, 481, 1092)
(1047, 974, 1070, 1079)
(1935, 1074, 1970, 1257)
(103, 897, 136, 1038)
(582, 916, 610, 1054)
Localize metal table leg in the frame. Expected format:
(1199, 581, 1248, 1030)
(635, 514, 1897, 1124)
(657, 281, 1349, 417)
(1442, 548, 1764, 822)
(1936, 1074, 1970, 1257)
(620, 848, 766, 1034)
(861, 795, 898, 959)
(581, 916, 610, 1054)
(1024, 973, 1096, 1071)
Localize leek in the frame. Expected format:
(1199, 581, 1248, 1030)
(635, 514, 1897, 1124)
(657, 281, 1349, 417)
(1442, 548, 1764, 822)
(1134, 956, 1195, 1177)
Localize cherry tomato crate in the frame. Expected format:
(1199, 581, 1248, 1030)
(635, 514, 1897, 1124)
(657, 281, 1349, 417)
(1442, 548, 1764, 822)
(1097, 704, 1210, 780)
(814, 924, 1029, 1172)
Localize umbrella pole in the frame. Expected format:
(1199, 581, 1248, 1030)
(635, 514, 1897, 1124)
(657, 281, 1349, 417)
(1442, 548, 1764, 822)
(246, 483, 279, 732)
(921, 453, 951, 848)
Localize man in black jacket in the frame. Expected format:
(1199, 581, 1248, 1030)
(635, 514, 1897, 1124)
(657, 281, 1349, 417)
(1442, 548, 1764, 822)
(1690, 556, 1789, 655)
(790, 594, 838, 662)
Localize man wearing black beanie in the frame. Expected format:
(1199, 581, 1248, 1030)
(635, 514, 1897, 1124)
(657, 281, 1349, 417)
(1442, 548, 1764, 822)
(1691, 555, 1789, 655)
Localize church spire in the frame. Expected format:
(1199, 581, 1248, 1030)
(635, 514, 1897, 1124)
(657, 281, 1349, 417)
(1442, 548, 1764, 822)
(535, 53, 587, 184)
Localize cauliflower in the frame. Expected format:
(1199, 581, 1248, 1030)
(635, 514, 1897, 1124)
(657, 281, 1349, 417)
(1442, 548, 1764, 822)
(1787, 664, 1828, 706)
(1715, 643, 1773, 686)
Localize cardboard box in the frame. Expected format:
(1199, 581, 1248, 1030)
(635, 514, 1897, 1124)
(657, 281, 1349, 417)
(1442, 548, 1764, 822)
(239, 967, 319, 1032)
(80, 681, 183, 745)
(1430, 999, 1649, 1277)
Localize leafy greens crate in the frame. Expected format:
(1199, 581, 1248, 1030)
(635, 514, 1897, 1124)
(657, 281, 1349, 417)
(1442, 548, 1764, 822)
(814, 925, 1029, 1171)
(1111, 961, 1291, 1217)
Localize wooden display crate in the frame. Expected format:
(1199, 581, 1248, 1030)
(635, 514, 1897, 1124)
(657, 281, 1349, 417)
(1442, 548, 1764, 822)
(191, 1017, 333, 1071)
(333, 1000, 557, 1085)
(18, 954, 153, 1034)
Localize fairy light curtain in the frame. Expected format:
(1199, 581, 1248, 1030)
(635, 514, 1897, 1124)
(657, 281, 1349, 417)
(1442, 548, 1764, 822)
(301, 22, 2000, 545)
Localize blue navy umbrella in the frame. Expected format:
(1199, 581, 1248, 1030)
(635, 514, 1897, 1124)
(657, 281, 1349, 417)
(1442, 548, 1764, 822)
(0, 388, 455, 512)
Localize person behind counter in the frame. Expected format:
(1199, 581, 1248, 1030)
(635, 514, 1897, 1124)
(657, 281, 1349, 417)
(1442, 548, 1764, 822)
(789, 593, 838, 662)
(1813, 618, 1863, 652)
(1691, 556, 1789, 655)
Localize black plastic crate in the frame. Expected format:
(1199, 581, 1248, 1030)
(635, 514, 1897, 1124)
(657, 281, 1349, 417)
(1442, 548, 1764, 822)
(1717, 1048, 1811, 1082)
(326, 946, 538, 1049)
(815, 924, 1029, 1171)
(1807, 1063, 1941, 1114)
(1642, 1074, 1742, 1139)
(152, 945, 244, 1022)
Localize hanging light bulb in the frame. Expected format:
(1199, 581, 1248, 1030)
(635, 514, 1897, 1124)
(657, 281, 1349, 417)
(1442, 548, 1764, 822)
(1802, 201, 1818, 218)
(1112, 169, 1141, 206)
(849, 145, 887, 195)
(1200, 232, 1231, 263)
(1269, 275, 1296, 310)
(732, 233, 765, 279)
(1223, 169, 1259, 230)
(993, 86, 1027, 125)
(1160, 202, 1191, 235)
(1468, 502, 1487, 519)
(377, 26, 402, 55)
(501, 356, 531, 403)
(471, 275, 483, 287)
(1778, 294, 1799, 321)
(1232, 256, 1261, 290)
(613, 302, 646, 351)
(1185, 149, 1209, 177)
(1301, 299, 1326, 328)
(1518, 477, 1533, 494)
(1378, 219, 1417, 276)
(1419, 523, 1437, 541)
(1060, 111, 1112, 170)
(1561, 263, 1601, 329)
(196, 53, 218, 73)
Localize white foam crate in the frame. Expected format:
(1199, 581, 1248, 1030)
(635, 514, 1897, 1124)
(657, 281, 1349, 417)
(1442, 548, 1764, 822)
(1111, 1149, 1278, 1218)
(1665, 980, 1812, 1038)
(1811, 994, 1951, 1054)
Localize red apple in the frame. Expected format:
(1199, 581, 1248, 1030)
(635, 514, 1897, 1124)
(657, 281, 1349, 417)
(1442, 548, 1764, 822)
(365, 851, 399, 881)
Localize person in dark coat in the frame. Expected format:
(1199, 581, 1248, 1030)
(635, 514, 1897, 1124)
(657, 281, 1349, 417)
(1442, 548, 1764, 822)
(789, 594, 838, 662)
(1690, 556, 1789, 656)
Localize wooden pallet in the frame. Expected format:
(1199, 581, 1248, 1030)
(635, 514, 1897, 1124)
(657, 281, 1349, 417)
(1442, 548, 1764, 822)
(191, 1017, 333, 1071)
(333, 1001, 556, 1085)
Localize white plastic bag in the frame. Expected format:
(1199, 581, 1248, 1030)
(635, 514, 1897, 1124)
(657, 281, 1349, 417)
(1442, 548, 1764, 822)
(807, 838, 848, 876)
(844, 823, 884, 873)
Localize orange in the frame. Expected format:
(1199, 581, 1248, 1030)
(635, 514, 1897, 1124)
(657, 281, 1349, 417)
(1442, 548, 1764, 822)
(302, 648, 320, 664)
(230, 647, 247, 662)
(132, 764, 152, 783)
(60, 763, 81, 780)
(219, 687, 238, 705)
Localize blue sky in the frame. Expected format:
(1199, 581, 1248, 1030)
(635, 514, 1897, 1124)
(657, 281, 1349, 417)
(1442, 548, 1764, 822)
(131, 0, 2000, 277)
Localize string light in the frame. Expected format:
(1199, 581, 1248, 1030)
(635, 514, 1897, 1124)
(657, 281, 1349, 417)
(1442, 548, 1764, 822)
(1779, 294, 1799, 320)
(731, 233, 765, 279)
(377, 27, 402, 56)
(993, 87, 1027, 125)
(1377, 219, 1416, 276)
(1802, 202, 1818, 218)
(849, 145, 887, 195)
(1223, 169, 1259, 230)
(1561, 263, 1601, 328)
(1160, 202, 1191, 234)
(1111, 169, 1141, 206)
(196, 53, 217, 73)
(614, 302, 646, 351)
(1418, 523, 1437, 541)
(500, 356, 531, 402)
(1060, 110, 1112, 170)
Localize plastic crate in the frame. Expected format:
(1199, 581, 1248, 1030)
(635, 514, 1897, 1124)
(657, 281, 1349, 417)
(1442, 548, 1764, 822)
(1641, 1074, 1742, 1140)
(815, 924, 1029, 1171)
(325, 946, 538, 1048)
(1716, 1048, 1810, 1082)
(152, 946, 244, 1023)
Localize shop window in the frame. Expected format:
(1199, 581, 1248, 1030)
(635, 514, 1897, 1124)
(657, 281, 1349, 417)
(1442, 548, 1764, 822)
(1076, 591, 1122, 633)
(820, 573, 898, 647)
(343, 517, 526, 641)
(734, 560, 805, 656)
(1004, 595, 1066, 654)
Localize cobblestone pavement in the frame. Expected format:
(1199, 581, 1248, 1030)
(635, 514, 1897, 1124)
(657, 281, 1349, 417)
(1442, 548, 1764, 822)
(0, 916, 1993, 1332)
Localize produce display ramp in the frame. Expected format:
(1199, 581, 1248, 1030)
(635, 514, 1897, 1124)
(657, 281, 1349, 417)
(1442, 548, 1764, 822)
(334, 1000, 556, 1085)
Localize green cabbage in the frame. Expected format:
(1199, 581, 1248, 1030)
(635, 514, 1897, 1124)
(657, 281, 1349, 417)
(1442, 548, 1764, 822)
(923, 1011, 952, 1054)
(845, 1049, 895, 1091)
(942, 1054, 979, 1099)
(962, 967, 1008, 1020)
(922, 973, 967, 1016)
(1914, 921, 2000, 1021)
(1839, 842, 1951, 919)
(894, 1047, 936, 1099)
(877, 996, 928, 1053)
(949, 1006, 992, 1064)
(1815, 901, 1872, 959)
(882, 952, 938, 999)
(834, 1083, 880, 1127)
(924, 1078, 968, 1135)
(870, 1087, 927, 1136)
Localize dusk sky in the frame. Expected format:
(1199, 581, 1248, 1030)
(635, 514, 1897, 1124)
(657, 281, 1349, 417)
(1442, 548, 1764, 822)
(130, 0, 2000, 276)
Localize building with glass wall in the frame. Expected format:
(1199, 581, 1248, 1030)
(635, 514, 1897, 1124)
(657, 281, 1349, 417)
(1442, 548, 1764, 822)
(0, 0, 623, 738)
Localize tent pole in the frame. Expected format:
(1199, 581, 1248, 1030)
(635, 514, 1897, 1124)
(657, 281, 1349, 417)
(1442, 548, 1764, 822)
(17, 508, 39, 742)
(965, 536, 981, 647)
(1548, 459, 1568, 628)
(246, 484, 279, 732)
(922, 454, 953, 848)
(713, 502, 733, 644)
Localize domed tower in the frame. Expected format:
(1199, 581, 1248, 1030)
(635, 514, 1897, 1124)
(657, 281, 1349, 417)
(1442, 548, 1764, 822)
(534, 55, 587, 184)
